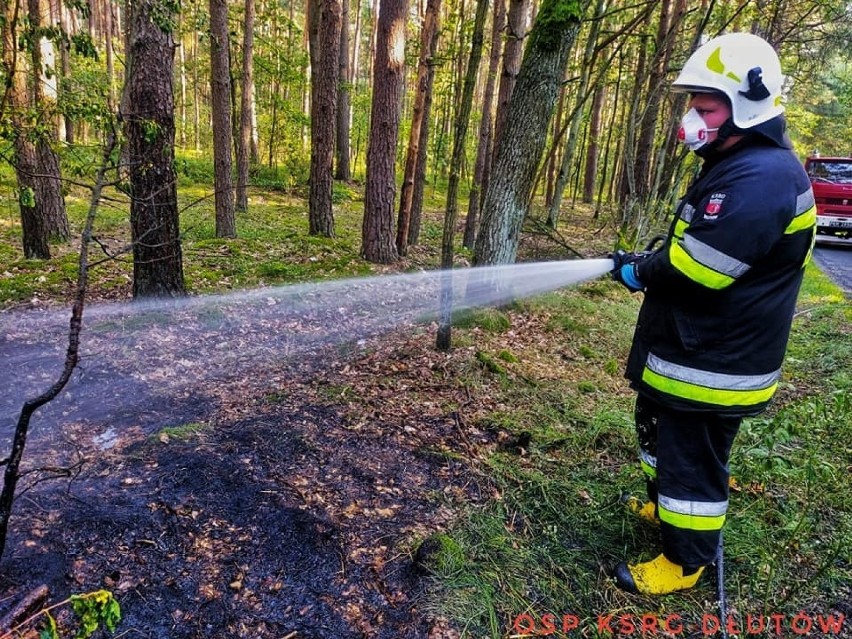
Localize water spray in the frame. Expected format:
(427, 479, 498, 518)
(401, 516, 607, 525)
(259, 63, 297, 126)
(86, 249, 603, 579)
(0, 258, 614, 443)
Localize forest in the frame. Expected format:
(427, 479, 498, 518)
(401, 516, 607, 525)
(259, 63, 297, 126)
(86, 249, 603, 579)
(0, 0, 851, 637)
(2, 0, 852, 276)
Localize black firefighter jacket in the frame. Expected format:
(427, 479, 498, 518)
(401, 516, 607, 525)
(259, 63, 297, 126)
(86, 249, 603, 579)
(626, 134, 817, 417)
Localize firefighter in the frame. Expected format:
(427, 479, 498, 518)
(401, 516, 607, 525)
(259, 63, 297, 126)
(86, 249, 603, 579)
(610, 32, 816, 595)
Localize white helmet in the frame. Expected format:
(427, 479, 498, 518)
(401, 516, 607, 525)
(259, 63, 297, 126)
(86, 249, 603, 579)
(672, 33, 785, 129)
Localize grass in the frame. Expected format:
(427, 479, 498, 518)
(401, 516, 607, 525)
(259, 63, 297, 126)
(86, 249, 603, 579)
(0, 153, 445, 307)
(423, 264, 852, 636)
(1, 150, 850, 636)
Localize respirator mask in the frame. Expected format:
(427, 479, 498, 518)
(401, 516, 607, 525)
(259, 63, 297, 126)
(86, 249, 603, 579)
(677, 108, 719, 151)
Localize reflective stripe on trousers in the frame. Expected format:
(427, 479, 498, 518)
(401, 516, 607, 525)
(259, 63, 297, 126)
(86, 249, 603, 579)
(643, 353, 780, 408)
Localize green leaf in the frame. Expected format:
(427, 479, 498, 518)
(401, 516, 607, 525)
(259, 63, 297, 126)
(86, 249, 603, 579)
(38, 611, 59, 639)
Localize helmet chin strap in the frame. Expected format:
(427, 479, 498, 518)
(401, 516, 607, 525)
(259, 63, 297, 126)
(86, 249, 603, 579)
(695, 117, 746, 159)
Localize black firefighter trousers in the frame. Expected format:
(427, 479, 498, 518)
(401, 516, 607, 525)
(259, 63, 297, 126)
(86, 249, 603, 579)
(634, 394, 742, 569)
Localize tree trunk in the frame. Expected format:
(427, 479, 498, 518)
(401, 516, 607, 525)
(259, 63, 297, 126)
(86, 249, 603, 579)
(582, 83, 604, 203)
(210, 0, 236, 237)
(235, 0, 256, 212)
(491, 0, 528, 162)
(361, 0, 408, 264)
(104, 0, 116, 104)
(350, 0, 362, 88)
(473, 0, 586, 266)
(309, 0, 342, 236)
(334, 0, 351, 180)
(28, 0, 69, 242)
(124, 0, 186, 297)
(546, 0, 603, 227)
(616, 11, 650, 212)
(436, 0, 489, 351)
(633, 0, 674, 202)
(407, 68, 434, 247)
(2, 0, 58, 259)
(58, 1, 73, 143)
(178, 21, 187, 148)
(192, 22, 200, 152)
(462, 0, 504, 250)
(396, 0, 441, 256)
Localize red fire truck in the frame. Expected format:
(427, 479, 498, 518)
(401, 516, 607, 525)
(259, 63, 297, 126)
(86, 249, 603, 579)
(804, 155, 852, 245)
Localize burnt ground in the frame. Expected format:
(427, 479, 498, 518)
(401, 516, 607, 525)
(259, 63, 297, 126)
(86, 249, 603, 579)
(0, 331, 504, 638)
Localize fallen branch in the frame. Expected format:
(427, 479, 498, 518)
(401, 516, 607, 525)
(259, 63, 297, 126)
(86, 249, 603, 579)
(0, 585, 49, 633)
(0, 127, 118, 560)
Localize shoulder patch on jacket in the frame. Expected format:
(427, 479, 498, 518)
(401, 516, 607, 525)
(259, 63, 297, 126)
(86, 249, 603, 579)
(704, 192, 727, 219)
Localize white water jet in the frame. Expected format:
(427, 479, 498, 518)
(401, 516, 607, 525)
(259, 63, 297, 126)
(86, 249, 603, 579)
(0, 258, 614, 439)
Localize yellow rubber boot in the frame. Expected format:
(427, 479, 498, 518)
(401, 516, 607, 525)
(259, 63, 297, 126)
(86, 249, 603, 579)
(622, 495, 660, 526)
(614, 554, 704, 595)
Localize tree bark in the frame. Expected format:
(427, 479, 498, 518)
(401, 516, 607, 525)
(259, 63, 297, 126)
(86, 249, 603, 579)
(396, 0, 441, 256)
(462, 0, 505, 249)
(546, 0, 603, 226)
(437, 0, 489, 351)
(407, 68, 434, 247)
(124, 0, 186, 297)
(490, 0, 528, 163)
(58, 1, 73, 143)
(235, 0, 256, 212)
(474, 0, 587, 266)
(582, 83, 604, 203)
(334, 0, 351, 180)
(632, 0, 675, 202)
(29, 0, 69, 243)
(309, 0, 342, 236)
(210, 0, 236, 237)
(2, 0, 60, 259)
(361, 0, 408, 263)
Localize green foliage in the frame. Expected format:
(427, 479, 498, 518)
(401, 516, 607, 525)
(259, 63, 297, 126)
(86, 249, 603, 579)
(70, 33, 98, 59)
(69, 591, 121, 638)
(142, 119, 162, 143)
(150, 0, 181, 33)
(57, 56, 112, 132)
(19, 186, 36, 208)
(25, 590, 121, 639)
(788, 53, 852, 156)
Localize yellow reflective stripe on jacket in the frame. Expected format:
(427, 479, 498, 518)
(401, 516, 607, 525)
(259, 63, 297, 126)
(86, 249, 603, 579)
(670, 240, 736, 289)
(658, 495, 727, 531)
(803, 227, 816, 267)
(642, 354, 780, 407)
(785, 204, 816, 235)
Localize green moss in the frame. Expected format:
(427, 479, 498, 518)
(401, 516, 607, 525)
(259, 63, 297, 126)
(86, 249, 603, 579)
(529, 0, 584, 50)
(415, 533, 465, 574)
(578, 345, 596, 359)
(497, 349, 519, 363)
(476, 351, 507, 375)
(153, 422, 206, 441)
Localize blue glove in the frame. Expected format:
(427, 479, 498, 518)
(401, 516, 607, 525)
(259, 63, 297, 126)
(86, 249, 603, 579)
(610, 250, 646, 292)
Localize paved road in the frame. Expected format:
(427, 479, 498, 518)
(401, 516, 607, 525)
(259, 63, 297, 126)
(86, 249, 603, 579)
(812, 243, 852, 294)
